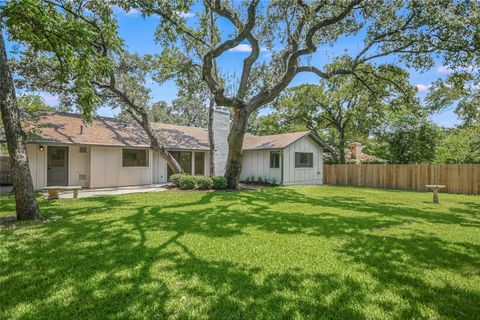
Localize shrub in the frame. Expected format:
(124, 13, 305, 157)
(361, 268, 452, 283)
(257, 176, 263, 183)
(250, 175, 255, 182)
(196, 176, 213, 190)
(245, 176, 251, 183)
(169, 174, 186, 187)
(178, 175, 196, 189)
(212, 176, 228, 190)
(271, 177, 277, 185)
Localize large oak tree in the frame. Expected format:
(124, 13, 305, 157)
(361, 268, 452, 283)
(5, 0, 185, 173)
(0, 23, 40, 220)
(132, 0, 479, 187)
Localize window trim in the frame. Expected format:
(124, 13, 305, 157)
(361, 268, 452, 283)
(270, 151, 280, 169)
(122, 148, 149, 167)
(294, 152, 313, 168)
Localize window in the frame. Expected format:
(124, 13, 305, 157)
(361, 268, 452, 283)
(168, 151, 192, 175)
(194, 152, 205, 175)
(179, 152, 192, 174)
(79, 146, 88, 153)
(270, 151, 280, 168)
(295, 152, 313, 168)
(122, 149, 149, 167)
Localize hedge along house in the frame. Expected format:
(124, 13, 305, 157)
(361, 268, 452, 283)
(2, 111, 324, 189)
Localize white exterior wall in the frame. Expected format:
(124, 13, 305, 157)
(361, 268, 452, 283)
(26, 144, 211, 189)
(152, 150, 168, 183)
(282, 136, 323, 185)
(26, 144, 47, 190)
(240, 150, 282, 184)
(69, 146, 90, 188)
(90, 146, 153, 188)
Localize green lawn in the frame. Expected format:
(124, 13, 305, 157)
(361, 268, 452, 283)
(0, 186, 479, 319)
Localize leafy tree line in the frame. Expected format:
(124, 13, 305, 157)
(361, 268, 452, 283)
(250, 84, 480, 165)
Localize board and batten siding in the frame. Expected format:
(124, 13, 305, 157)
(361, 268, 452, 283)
(152, 150, 168, 183)
(282, 136, 323, 185)
(90, 146, 153, 188)
(26, 144, 91, 189)
(26, 144, 47, 190)
(240, 150, 282, 183)
(69, 145, 90, 188)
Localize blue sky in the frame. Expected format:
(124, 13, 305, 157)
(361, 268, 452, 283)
(5, 7, 462, 128)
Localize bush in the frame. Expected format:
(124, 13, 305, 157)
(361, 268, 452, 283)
(169, 174, 186, 187)
(245, 176, 251, 183)
(196, 176, 213, 190)
(257, 176, 263, 183)
(178, 175, 196, 189)
(271, 177, 277, 185)
(212, 176, 228, 190)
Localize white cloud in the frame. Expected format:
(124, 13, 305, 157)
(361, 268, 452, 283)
(228, 44, 267, 53)
(416, 84, 431, 93)
(437, 65, 478, 74)
(113, 6, 139, 16)
(177, 11, 195, 18)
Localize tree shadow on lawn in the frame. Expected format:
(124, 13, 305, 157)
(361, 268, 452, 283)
(1, 188, 479, 319)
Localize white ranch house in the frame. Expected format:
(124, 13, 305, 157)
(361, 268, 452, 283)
(16, 110, 324, 189)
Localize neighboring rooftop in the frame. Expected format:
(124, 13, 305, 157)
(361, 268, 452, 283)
(7, 112, 314, 151)
(323, 142, 382, 164)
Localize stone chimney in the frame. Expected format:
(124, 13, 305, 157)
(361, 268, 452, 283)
(350, 142, 362, 163)
(212, 107, 230, 176)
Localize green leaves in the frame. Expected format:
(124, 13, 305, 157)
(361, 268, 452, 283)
(3, 0, 121, 120)
(435, 124, 480, 164)
(366, 108, 441, 164)
(427, 72, 480, 125)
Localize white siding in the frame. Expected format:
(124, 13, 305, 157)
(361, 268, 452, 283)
(26, 144, 47, 190)
(26, 144, 211, 189)
(240, 150, 282, 184)
(90, 146, 153, 188)
(152, 150, 168, 183)
(69, 146, 90, 187)
(282, 136, 323, 185)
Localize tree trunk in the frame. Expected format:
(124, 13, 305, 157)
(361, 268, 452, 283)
(224, 108, 248, 188)
(123, 107, 183, 174)
(0, 26, 41, 220)
(208, 97, 215, 176)
(338, 131, 346, 164)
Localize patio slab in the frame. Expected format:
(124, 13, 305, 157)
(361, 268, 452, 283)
(48, 184, 169, 199)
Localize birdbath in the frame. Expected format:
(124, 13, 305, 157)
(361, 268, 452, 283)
(425, 185, 446, 204)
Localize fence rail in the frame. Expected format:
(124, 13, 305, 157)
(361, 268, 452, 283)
(323, 164, 480, 195)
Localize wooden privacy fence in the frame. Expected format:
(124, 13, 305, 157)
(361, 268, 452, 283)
(323, 164, 480, 195)
(0, 156, 12, 185)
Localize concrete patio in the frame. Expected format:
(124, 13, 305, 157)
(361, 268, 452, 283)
(46, 184, 169, 199)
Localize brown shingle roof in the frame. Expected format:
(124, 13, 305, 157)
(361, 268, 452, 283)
(242, 131, 311, 150)
(14, 112, 315, 151)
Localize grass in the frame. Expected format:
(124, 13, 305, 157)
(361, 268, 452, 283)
(0, 185, 479, 319)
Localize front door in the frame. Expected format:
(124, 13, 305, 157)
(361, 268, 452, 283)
(47, 146, 68, 186)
